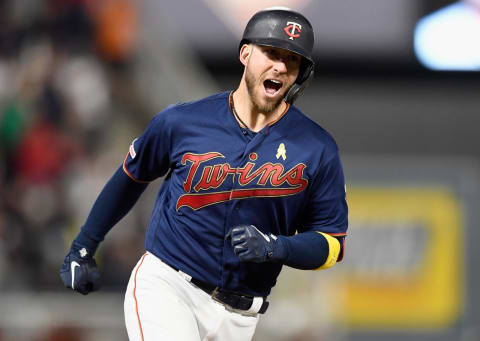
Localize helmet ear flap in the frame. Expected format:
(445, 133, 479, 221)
(285, 63, 314, 104)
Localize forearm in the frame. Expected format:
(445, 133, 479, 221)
(277, 231, 340, 270)
(73, 166, 148, 253)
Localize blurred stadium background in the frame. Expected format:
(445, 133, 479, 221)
(0, 0, 479, 340)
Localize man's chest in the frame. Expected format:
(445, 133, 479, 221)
(169, 133, 318, 211)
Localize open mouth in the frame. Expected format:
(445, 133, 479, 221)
(263, 79, 283, 96)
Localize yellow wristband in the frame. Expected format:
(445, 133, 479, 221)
(316, 232, 341, 270)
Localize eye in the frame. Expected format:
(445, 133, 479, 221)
(266, 48, 278, 56)
(287, 53, 301, 63)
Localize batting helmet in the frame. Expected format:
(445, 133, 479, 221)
(240, 7, 315, 103)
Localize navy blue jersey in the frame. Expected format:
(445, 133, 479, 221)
(123, 91, 348, 296)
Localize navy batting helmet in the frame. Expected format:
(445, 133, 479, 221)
(240, 7, 315, 103)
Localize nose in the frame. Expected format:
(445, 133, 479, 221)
(272, 58, 288, 73)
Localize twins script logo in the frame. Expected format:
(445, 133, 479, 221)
(284, 21, 302, 40)
(176, 152, 308, 210)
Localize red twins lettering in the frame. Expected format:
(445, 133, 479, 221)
(182, 152, 225, 192)
(177, 152, 308, 210)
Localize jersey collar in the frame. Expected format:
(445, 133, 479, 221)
(228, 91, 290, 134)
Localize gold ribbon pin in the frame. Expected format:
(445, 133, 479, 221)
(276, 143, 286, 161)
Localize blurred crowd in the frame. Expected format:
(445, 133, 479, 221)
(0, 0, 151, 292)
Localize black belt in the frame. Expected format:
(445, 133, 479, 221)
(166, 262, 269, 314)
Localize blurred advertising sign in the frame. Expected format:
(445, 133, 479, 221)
(338, 187, 464, 329)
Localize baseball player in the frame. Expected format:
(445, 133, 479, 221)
(60, 7, 348, 341)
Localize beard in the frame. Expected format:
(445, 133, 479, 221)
(245, 65, 284, 113)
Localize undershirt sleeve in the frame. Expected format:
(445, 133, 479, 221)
(73, 166, 148, 253)
(277, 231, 329, 269)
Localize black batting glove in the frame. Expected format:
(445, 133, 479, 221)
(60, 241, 101, 295)
(230, 225, 287, 263)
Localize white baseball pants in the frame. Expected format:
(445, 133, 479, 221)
(124, 252, 259, 341)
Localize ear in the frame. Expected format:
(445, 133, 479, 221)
(239, 44, 252, 66)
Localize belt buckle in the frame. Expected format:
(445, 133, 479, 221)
(211, 287, 222, 303)
(210, 288, 257, 316)
(211, 287, 235, 311)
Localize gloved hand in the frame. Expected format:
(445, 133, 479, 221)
(230, 225, 286, 263)
(60, 242, 101, 295)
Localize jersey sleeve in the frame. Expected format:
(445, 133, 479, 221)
(300, 151, 348, 236)
(123, 111, 173, 182)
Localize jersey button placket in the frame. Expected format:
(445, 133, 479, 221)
(226, 142, 251, 230)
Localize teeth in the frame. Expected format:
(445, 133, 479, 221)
(270, 80, 281, 84)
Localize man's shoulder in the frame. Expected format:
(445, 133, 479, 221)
(288, 105, 339, 151)
(169, 91, 230, 112)
(152, 91, 230, 124)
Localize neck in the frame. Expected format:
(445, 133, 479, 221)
(232, 82, 286, 133)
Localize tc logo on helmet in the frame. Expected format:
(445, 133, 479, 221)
(284, 21, 302, 40)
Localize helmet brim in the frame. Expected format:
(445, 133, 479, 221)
(240, 38, 313, 65)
